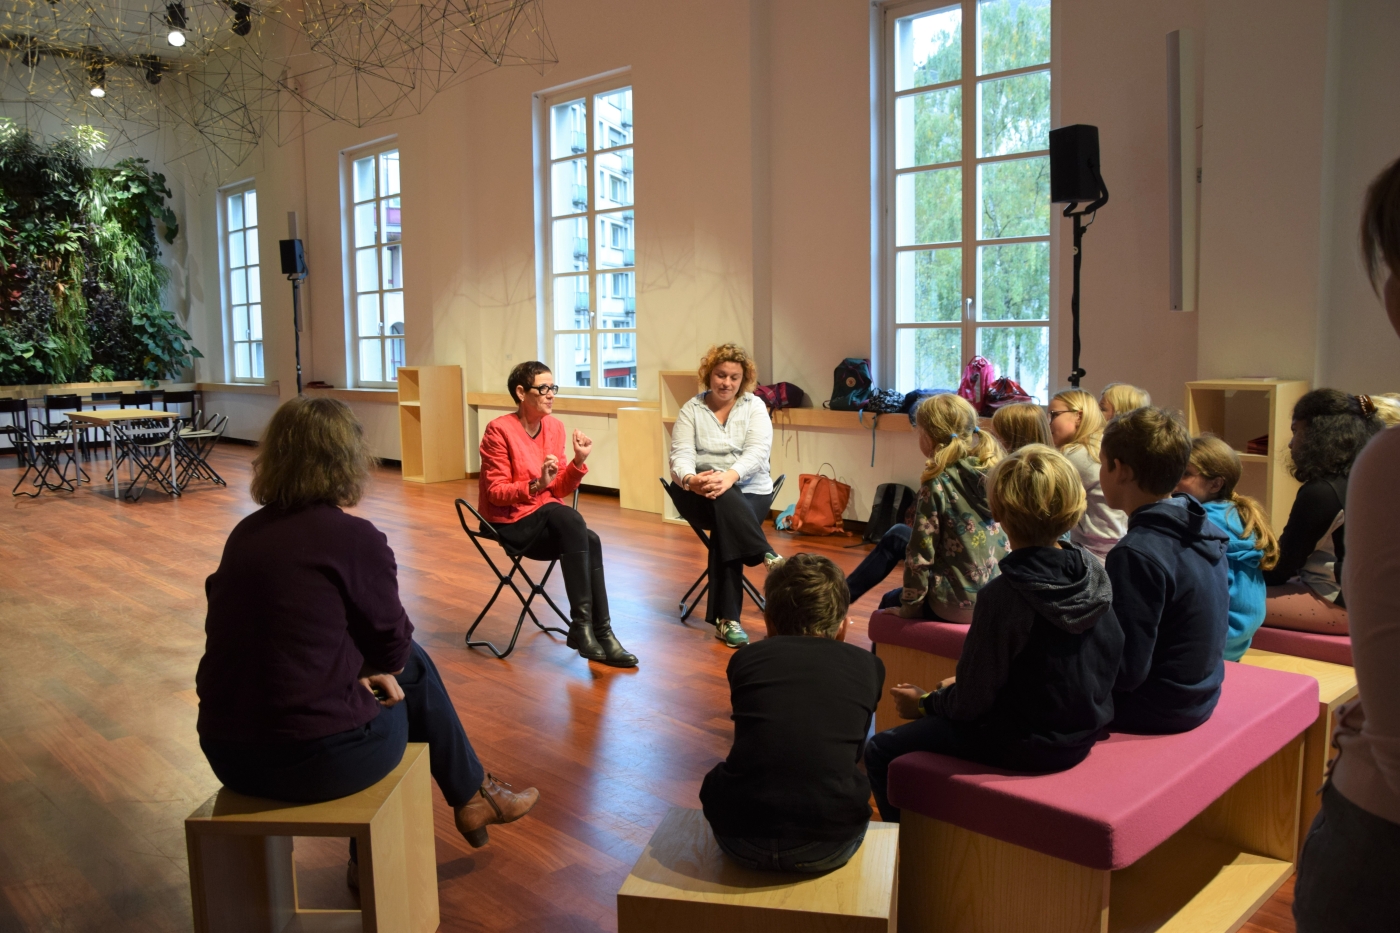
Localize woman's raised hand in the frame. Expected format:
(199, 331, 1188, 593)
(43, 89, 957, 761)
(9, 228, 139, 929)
(572, 429, 593, 466)
(538, 454, 560, 490)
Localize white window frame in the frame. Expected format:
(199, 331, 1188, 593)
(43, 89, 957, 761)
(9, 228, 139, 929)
(535, 70, 638, 396)
(219, 180, 265, 383)
(877, 0, 1056, 399)
(342, 138, 404, 388)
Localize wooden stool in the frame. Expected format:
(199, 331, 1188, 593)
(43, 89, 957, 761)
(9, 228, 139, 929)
(1240, 647, 1359, 856)
(185, 742, 439, 933)
(617, 807, 897, 933)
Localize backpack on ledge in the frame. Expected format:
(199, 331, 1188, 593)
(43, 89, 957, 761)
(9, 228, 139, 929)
(825, 358, 873, 411)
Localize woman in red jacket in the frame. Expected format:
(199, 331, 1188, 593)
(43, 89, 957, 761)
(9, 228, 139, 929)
(478, 361, 637, 667)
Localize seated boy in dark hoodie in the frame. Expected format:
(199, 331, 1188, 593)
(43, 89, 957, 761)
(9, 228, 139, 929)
(700, 554, 884, 872)
(1098, 407, 1231, 734)
(865, 445, 1123, 822)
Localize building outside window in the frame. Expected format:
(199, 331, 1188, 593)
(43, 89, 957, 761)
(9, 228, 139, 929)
(348, 146, 404, 386)
(884, 0, 1052, 402)
(544, 82, 636, 391)
(224, 186, 263, 380)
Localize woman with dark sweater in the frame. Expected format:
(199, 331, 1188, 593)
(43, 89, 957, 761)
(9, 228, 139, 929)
(196, 397, 538, 887)
(1261, 389, 1383, 634)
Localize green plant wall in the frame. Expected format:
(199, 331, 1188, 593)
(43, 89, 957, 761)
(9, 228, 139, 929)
(0, 120, 200, 386)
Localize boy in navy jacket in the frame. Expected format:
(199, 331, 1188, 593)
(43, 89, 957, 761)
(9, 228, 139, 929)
(1099, 407, 1231, 733)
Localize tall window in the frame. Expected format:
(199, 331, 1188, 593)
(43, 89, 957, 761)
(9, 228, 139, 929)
(544, 83, 636, 390)
(884, 0, 1052, 402)
(348, 147, 404, 386)
(224, 187, 263, 380)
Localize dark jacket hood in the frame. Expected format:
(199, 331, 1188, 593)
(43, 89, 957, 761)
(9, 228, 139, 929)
(997, 543, 1113, 634)
(1129, 495, 1229, 564)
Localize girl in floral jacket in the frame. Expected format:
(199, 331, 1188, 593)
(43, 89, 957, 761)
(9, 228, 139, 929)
(881, 394, 1009, 624)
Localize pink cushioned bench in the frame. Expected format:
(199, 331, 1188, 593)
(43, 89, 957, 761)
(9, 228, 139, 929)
(888, 662, 1317, 933)
(1250, 625, 1352, 666)
(868, 609, 969, 732)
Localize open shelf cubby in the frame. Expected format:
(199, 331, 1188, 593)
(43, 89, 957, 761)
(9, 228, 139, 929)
(396, 365, 465, 484)
(1185, 379, 1308, 525)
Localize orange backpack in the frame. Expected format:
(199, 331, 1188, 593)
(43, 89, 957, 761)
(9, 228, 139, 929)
(791, 464, 852, 536)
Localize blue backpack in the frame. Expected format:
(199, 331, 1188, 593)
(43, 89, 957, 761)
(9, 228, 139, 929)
(826, 358, 873, 411)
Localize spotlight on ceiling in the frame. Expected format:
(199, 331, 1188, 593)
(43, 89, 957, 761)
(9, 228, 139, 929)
(143, 56, 166, 85)
(87, 58, 106, 97)
(165, 2, 188, 47)
(231, 2, 252, 36)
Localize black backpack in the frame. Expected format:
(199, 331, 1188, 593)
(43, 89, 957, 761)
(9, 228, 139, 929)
(863, 483, 917, 544)
(826, 358, 873, 411)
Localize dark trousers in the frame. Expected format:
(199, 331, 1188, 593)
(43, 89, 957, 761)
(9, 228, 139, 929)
(847, 524, 911, 603)
(494, 502, 609, 621)
(200, 641, 485, 809)
(715, 826, 868, 873)
(864, 715, 1089, 822)
(670, 485, 772, 622)
(1294, 781, 1400, 932)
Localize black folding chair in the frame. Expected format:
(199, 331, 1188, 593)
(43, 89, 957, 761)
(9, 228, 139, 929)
(12, 420, 80, 497)
(119, 391, 155, 410)
(453, 492, 580, 659)
(660, 474, 785, 622)
(0, 398, 29, 465)
(162, 390, 197, 423)
(112, 418, 179, 501)
(175, 411, 228, 487)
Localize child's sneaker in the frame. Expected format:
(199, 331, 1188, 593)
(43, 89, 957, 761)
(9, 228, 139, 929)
(715, 619, 749, 648)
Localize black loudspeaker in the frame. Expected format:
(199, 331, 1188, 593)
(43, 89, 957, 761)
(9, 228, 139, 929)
(279, 238, 307, 276)
(1050, 124, 1102, 204)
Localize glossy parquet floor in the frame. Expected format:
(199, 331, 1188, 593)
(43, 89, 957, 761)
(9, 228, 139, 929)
(0, 443, 1295, 932)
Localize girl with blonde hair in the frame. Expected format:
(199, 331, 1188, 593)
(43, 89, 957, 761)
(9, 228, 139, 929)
(882, 393, 1009, 624)
(1048, 388, 1127, 560)
(991, 402, 1053, 452)
(1099, 383, 1151, 420)
(1176, 435, 1279, 660)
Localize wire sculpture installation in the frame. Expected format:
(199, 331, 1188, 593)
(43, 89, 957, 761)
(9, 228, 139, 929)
(0, 0, 556, 175)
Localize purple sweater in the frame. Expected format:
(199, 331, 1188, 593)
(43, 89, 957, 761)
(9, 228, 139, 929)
(196, 504, 414, 743)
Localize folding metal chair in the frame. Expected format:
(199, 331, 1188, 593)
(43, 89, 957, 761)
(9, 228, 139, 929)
(660, 474, 785, 622)
(119, 391, 155, 409)
(175, 411, 228, 487)
(0, 398, 29, 465)
(12, 420, 80, 497)
(112, 419, 179, 501)
(453, 491, 580, 659)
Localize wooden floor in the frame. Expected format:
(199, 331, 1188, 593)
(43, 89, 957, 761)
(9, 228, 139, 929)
(0, 444, 1295, 932)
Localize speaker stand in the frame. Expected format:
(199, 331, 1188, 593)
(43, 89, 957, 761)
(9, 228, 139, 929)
(1061, 179, 1108, 389)
(288, 273, 306, 394)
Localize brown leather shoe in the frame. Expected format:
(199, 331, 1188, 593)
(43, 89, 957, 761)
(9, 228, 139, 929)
(454, 774, 540, 848)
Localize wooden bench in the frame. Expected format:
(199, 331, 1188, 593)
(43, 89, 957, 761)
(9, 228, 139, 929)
(888, 662, 1317, 933)
(617, 807, 898, 933)
(1239, 647, 1358, 855)
(184, 743, 438, 933)
(868, 609, 1361, 859)
(1249, 626, 1352, 666)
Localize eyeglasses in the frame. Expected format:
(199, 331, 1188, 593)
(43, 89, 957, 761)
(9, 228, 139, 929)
(528, 384, 561, 396)
(1047, 408, 1078, 420)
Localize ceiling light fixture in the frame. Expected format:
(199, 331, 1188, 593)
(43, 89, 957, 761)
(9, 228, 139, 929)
(166, 2, 188, 47)
(87, 58, 106, 97)
(143, 56, 166, 85)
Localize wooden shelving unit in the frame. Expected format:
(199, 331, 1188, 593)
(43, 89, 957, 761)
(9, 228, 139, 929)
(1185, 378, 1308, 524)
(397, 365, 465, 484)
(657, 371, 698, 524)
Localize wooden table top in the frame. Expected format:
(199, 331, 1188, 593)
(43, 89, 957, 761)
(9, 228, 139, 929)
(67, 409, 176, 424)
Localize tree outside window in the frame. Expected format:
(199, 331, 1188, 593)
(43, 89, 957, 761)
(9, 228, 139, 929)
(887, 0, 1052, 402)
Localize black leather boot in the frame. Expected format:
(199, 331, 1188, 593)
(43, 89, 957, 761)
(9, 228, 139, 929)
(560, 551, 606, 661)
(590, 561, 638, 668)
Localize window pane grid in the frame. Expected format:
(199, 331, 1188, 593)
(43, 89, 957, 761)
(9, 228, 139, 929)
(226, 188, 263, 381)
(350, 149, 403, 386)
(888, 0, 1051, 403)
(546, 84, 636, 391)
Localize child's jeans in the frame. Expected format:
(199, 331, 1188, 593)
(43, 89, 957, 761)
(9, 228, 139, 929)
(715, 825, 868, 873)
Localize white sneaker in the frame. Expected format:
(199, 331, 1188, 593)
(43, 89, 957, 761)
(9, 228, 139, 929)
(715, 619, 749, 648)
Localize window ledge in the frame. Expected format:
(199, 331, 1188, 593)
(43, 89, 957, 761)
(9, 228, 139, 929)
(468, 392, 657, 415)
(305, 386, 400, 403)
(197, 381, 281, 396)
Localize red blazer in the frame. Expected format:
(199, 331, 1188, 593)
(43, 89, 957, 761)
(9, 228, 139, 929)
(478, 413, 587, 525)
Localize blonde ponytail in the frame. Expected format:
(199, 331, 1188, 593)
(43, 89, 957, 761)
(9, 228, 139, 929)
(1228, 491, 1280, 571)
(916, 394, 1005, 485)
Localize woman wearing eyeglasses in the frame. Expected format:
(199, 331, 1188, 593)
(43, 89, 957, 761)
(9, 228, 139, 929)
(477, 361, 637, 667)
(1048, 389, 1128, 561)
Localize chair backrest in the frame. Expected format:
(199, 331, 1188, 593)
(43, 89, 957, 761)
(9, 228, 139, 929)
(162, 390, 195, 412)
(0, 398, 27, 424)
(120, 391, 154, 409)
(45, 394, 80, 411)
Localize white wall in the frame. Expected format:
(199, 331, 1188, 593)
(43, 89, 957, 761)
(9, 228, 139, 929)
(175, 0, 1400, 489)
